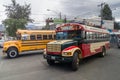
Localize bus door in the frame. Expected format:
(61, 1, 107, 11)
(81, 32, 92, 57)
(82, 41, 91, 58)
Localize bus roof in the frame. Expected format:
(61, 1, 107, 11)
(56, 23, 109, 34)
(16, 29, 55, 34)
(83, 25, 109, 33)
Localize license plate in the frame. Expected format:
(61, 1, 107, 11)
(51, 56, 55, 60)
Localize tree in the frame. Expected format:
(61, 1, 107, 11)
(3, 19, 27, 37)
(101, 4, 113, 20)
(3, 0, 32, 37)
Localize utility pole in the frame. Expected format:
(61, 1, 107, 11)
(64, 15, 67, 23)
(59, 12, 61, 19)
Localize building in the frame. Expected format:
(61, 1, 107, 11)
(74, 17, 114, 29)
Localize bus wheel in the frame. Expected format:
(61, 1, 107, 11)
(7, 48, 18, 58)
(71, 52, 79, 71)
(99, 47, 106, 57)
(118, 45, 120, 48)
(47, 59, 55, 65)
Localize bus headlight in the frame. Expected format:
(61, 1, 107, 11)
(62, 52, 72, 56)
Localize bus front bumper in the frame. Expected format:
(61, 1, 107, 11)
(44, 54, 73, 62)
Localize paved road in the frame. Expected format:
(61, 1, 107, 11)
(0, 47, 120, 80)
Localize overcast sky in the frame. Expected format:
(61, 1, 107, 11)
(0, 0, 120, 24)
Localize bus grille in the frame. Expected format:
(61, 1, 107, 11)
(47, 44, 61, 52)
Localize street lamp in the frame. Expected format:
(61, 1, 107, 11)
(47, 9, 62, 19)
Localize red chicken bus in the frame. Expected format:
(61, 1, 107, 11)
(44, 23, 110, 71)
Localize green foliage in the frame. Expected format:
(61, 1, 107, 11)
(102, 4, 113, 20)
(3, 0, 32, 37)
(3, 19, 27, 37)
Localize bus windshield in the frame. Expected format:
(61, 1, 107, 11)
(56, 30, 81, 40)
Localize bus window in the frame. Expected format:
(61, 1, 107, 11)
(89, 32, 93, 40)
(54, 35, 56, 39)
(22, 34, 29, 40)
(96, 33, 99, 39)
(37, 35, 42, 40)
(30, 35, 36, 40)
(86, 32, 89, 40)
(94, 32, 97, 39)
(43, 35, 47, 40)
(48, 35, 53, 40)
(92, 32, 96, 39)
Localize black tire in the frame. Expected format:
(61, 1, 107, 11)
(118, 45, 120, 48)
(7, 47, 19, 58)
(47, 59, 55, 65)
(71, 52, 80, 71)
(99, 47, 106, 57)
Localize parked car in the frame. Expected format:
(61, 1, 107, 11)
(0, 39, 5, 48)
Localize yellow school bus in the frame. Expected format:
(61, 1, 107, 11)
(3, 29, 56, 58)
